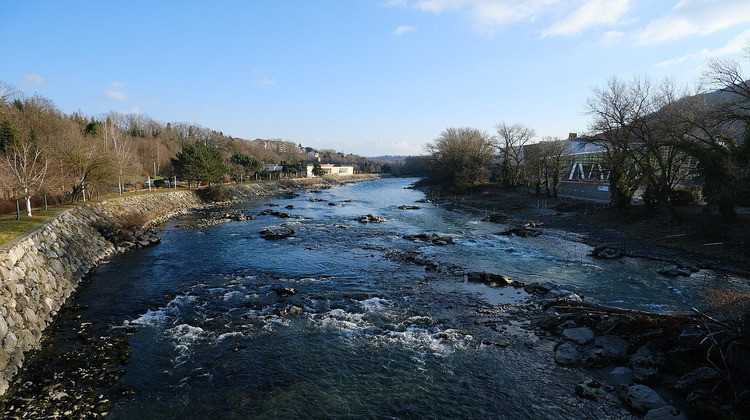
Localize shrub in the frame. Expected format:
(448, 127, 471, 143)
(702, 288, 750, 333)
(669, 188, 701, 206)
(196, 185, 234, 203)
(117, 210, 148, 231)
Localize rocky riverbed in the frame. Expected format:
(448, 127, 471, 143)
(3, 177, 748, 418)
(416, 183, 750, 419)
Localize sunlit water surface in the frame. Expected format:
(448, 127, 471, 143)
(37, 178, 746, 419)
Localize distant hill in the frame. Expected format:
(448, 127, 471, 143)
(367, 155, 412, 162)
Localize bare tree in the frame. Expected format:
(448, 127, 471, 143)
(587, 76, 703, 222)
(684, 48, 750, 219)
(523, 137, 572, 197)
(586, 76, 645, 211)
(103, 113, 137, 194)
(494, 122, 536, 187)
(0, 81, 22, 106)
(0, 138, 48, 216)
(424, 127, 494, 186)
(56, 127, 115, 202)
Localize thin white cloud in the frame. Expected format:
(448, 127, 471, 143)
(395, 25, 417, 35)
(706, 29, 750, 56)
(411, 0, 561, 36)
(656, 29, 750, 68)
(105, 89, 128, 101)
(21, 73, 45, 86)
(103, 81, 128, 101)
(542, 0, 631, 38)
(260, 78, 276, 87)
(637, 0, 750, 44)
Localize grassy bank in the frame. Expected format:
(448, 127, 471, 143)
(0, 188, 184, 246)
(0, 175, 380, 247)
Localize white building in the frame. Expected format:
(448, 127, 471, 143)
(304, 164, 354, 178)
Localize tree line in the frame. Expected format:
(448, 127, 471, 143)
(0, 82, 422, 216)
(423, 47, 750, 222)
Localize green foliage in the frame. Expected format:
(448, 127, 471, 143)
(609, 167, 636, 211)
(0, 119, 19, 154)
(669, 187, 701, 206)
(312, 163, 324, 177)
(85, 120, 102, 136)
(230, 153, 261, 171)
(642, 184, 658, 211)
(171, 143, 226, 186)
(229, 153, 261, 182)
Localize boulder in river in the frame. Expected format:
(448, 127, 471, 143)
(622, 384, 667, 412)
(481, 213, 509, 223)
(562, 327, 595, 345)
(260, 228, 295, 240)
(643, 406, 689, 420)
(496, 226, 542, 237)
(358, 214, 387, 223)
(260, 209, 291, 218)
(403, 233, 454, 246)
(398, 205, 421, 210)
(657, 265, 694, 277)
(555, 342, 581, 365)
(273, 287, 297, 297)
(575, 379, 613, 401)
(591, 245, 623, 259)
(674, 366, 721, 394)
(465, 272, 520, 287)
(587, 335, 629, 365)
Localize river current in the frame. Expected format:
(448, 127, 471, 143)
(12, 178, 747, 419)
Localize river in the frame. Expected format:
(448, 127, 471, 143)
(6, 177, 746, 418)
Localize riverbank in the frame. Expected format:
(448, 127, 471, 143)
(423, 183, 749, 276)
(0, 175, 378, 402)
(422, 182, 750, 419)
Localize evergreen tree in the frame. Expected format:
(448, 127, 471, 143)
(171, 143, 226, 188)
(0, 119, 20, 154)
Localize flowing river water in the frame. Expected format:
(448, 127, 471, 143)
(7, 177, 748, 419)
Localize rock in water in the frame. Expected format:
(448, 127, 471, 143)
(259, 229, 295, 240)
(591, 245, 623, 259)
(555, 342, 581, 365)
(622, 384, 667, 412)
(358, 214, 387, 223)
(274, 287, 297, 297)
(562, 327, 594, 345)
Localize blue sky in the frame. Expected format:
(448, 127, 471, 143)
(2, 1, 750, 157)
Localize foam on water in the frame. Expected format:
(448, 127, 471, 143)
(40, 177, 747, 419)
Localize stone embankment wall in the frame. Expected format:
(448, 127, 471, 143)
(0, 191, 205, 396)
(0, 175, 377, 396)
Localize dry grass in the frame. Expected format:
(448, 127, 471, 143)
(702, 288, 750, 331)
(116, 211, 148, 231)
